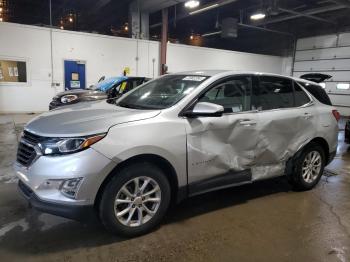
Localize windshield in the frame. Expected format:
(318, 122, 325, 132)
(116, 75, 208, 109)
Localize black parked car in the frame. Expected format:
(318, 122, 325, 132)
(345, 120, 350, 144)
(49, 76, 149, 110)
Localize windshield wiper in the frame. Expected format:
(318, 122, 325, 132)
(117, 102, 155, 110)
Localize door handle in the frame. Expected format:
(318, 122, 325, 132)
(239, 119, 257, 126)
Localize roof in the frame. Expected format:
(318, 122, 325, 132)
(173, 70, 322, 86)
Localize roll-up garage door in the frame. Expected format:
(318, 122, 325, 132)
(293, 33, 350, 115)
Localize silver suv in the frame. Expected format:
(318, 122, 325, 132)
(15, 71, 339, 236)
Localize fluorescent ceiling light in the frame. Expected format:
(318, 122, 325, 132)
(202, 31, 221, 37)
(189, 3, 219, 15)
(185, 0, 200, 9)
(337, 83, 350, 90)
(250, 12, 266, 20)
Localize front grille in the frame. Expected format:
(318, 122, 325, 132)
(23, 130, 41, 144)
(16, 130, 43, 167)
(17, 142, 37, 167)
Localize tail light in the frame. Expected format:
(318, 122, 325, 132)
(332, 109, 340, 122)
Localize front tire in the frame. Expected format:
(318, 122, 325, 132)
(99, 162, 171, 237)
(287, 142, 325, 191)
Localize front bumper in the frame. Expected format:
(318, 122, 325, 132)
(49, 100, 62, 110)
(18, 180, 94, 221)
(14, 148, 116, 210)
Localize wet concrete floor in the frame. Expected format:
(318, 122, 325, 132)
(0, 114, 349, 262)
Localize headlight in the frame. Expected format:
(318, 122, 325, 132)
(38, 134, 105, 155)
(61, 94, 78, 104)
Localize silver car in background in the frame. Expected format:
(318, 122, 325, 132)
(14, 70, 339, 236)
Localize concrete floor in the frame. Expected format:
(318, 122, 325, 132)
(0, 114, 349, 262)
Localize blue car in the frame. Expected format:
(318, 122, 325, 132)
(94, 76, 128, 92)
(49, 76, 149, 110)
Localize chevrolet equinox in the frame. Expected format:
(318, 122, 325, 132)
(15, 71, 339, 236)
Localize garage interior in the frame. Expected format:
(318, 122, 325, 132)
(0, 0, 350, 261)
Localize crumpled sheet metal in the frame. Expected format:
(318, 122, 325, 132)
(187, 112, 317, 183)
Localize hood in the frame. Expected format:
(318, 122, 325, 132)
(54, 89, 107, 100)
(25, 100, 161, 137)
(56, 89, 91, 97)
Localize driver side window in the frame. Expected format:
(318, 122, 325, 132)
(198, 76, 252, 113)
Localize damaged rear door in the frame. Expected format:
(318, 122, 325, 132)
(252, 75, 316, 180)
(185, 75, 259, 195)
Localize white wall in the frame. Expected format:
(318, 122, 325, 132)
(0, 22, 159, 113)
(0, 22, 291, 113)
(167, 43, 292, 75)
(293, 32, 350, 116)
(51, 30, 160, 88)
(0, 23, 54, 112)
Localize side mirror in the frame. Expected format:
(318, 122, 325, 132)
(98, 76, 106, 83)
(183, 102, 224, 118)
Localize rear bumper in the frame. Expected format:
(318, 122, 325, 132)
(18, 180, 95, 221)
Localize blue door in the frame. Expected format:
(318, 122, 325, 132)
(64, 60, 86, 90)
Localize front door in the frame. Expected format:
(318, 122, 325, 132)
(185, 75, 259, 195)
(64, 60, 86, 90)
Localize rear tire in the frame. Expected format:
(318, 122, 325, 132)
(287, 142, 325, 191)
(99, 162, 171, 237)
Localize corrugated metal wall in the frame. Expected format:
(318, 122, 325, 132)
(293, 32, 350, 115)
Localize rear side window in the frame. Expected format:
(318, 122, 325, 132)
(298, 82, 332, 106)
(256, 76, 294, 110)
(294, 82, 311, 107)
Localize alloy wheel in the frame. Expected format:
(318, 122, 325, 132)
(302, 151, 322, 183)
(114, 176, 161, 227)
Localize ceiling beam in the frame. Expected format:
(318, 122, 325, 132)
(328, 0, 350, 8)
(256, 5, 344, 26)
(151, 3, 345, 28)
(201, 23, 294, 38)
(278, 7, 337, 25)
(138, 0, 187, 13)
(238, 23, 294, 36)
(150, 0, 239, 28)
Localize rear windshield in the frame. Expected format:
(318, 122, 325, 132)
(297, 82, 332, 106)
